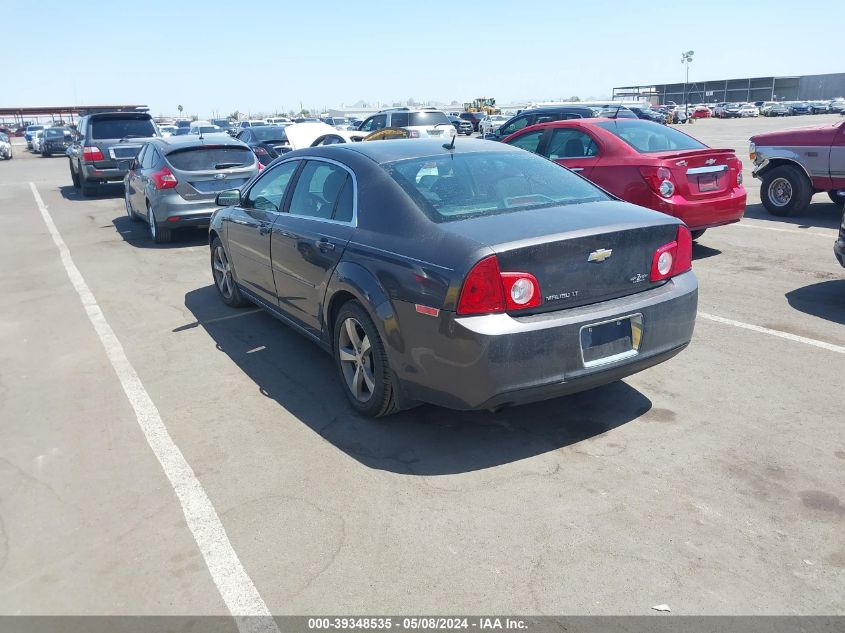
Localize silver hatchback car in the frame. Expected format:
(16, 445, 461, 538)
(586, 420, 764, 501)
(124, 135, 259, 243)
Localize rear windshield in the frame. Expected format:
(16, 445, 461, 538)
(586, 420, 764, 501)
(595, 119, 707, 153)
(408, 112, 451, 127)
(166, 147, 255, 171)
(251, 127, 288, 141)
(27, 125, 44, 132)
(90, 117, 156, 140)
(385, 151, 608, 222)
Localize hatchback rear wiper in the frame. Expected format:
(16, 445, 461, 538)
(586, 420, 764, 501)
(119, 134, 143, 142)
(214, 162, 245, 169)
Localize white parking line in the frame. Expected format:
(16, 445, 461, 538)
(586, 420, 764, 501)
(29, 183, 279, 633)
(698, 311, 845, 354)
(731, 222, 835, 239)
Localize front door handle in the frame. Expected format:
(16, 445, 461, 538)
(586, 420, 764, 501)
(318, 238, 335, 252)
(259, 222, 271, 235)
(570, 167, 584, 172)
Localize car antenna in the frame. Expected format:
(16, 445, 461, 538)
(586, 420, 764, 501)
(443, 133, 456, 151)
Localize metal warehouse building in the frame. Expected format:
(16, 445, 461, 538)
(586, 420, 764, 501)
(613, 72, 845, 104)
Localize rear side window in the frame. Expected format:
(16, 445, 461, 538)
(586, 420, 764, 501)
(166, 147, 255, 171)
(546, 129, 599, 159)
(595, 120, 706, 153)
(390, 112, 410, 127)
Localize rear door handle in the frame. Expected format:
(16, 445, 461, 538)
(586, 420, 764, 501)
(259, 222, 271, 235)
(570, 167, 584, 172)
(318, 238, 335, 251)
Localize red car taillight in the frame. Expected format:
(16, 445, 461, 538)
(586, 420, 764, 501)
(253, 146, 269, 156)
(639, 166, 675, 198)
(151, 166, 177, 190)
(82, 146, 104, 162)
(650, 225, 692, 282)
(456, 256, 541, 315)
(256, 160, 265, 173)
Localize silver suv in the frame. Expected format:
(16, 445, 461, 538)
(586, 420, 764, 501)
(68, 111, 160, 196)
(357, 108, 457, 140)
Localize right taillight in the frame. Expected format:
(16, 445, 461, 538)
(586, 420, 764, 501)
(82, 146, 104, 162)
(456, 256, 541, 315)
(650, 225, 692, 282)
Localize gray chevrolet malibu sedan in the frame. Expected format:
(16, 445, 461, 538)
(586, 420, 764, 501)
(209, 139, 698, 416)
(124, 135, 259, 243)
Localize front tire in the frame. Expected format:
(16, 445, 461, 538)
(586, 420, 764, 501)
(760, 165, 812, 216)
(211, 237, 249, 307)
(333, 300, 398, 417)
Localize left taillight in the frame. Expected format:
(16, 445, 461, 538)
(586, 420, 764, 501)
(650, 225, 692, 282)
(82, 146, 104, 162)
(456, 255, 542, 315)
(639, 166, 675, 198)
(151, 166, 177, 190)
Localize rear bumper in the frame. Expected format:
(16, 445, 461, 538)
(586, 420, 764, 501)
(152, 195, 217, 227)
(650, 189, 746, 230)
(81, 163, 128, 182)
(391, 271, 698, 411)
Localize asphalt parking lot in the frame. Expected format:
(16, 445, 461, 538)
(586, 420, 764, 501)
(1, 115, 843, 618)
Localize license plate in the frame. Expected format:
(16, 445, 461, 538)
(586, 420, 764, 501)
(580, 314, 642, 367)
(698, 173, 719, 192)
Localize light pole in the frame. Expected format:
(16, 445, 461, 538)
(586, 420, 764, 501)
(681, 50, 694, 114)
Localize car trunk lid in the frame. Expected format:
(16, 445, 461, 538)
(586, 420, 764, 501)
(650, 148, 741, 198)
(444, 201, 680, 313)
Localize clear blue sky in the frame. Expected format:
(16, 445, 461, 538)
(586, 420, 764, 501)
(2, 0, 840, 117)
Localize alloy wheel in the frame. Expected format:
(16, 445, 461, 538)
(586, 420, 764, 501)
(337, 317, 375, 403)
(212, 245, 234, 300)
(768, 177, 793, 207)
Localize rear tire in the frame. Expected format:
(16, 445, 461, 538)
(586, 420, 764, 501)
(760, 165, 812, 216)
(70, 160, 80, 188)
(148, 204, 172, 243)
(690, 229, 706, 240)
(828, 191, 845, 208)
(80, 171, 98, 197)
(333, 300, 398, 418)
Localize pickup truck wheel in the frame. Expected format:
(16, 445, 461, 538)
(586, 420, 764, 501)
(690, 229, 706, 240)
(760, 165, 812, 216)
(69, 160, 80, 188)
(334, 300, 398, 418)
(829, 191, 845, 207)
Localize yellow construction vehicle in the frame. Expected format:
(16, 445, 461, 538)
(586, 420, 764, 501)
(462, 97, 500, 115)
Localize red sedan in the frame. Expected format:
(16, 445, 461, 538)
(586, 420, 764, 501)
(502, 118, 746, 238)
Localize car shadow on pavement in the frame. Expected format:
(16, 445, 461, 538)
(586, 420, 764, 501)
(743, 201, 843, 230)
(58, 183, 124, 201)
(785, 279, 845, 326)
(111, 215, 208, 249)
(183, 285, 653, 475)
(692, 242, 721, 261)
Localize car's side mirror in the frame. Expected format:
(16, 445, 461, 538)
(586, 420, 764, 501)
(216, 189, 241, 207)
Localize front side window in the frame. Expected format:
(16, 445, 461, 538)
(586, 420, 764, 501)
(288, 161, 352, 221)
(246, 160, 299, 212)
(385, 151, 608, 222)
(595, 119, 706, 153)
(546, 129, 599, 159)
(359, 115, 387, 132)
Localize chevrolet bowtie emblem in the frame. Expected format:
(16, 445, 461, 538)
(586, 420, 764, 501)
(588, 248, 613, 263)
(705, 158, 717, 165)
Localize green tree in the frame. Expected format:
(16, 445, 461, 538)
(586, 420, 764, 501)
(228, 110, 240, 120)
(569, 96, 581, 102)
